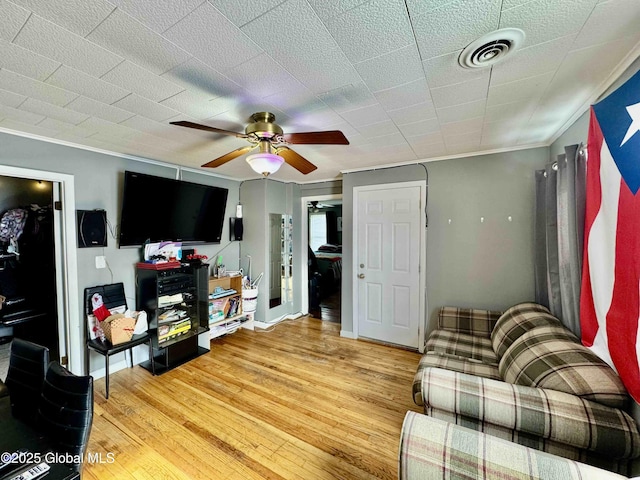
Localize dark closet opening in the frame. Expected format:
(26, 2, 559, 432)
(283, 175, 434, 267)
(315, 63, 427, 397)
(0, 177, 59, 378)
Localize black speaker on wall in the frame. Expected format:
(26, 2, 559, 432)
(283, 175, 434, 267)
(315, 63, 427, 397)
(230, 217, 243, 241)
(77, 209, 107, 248)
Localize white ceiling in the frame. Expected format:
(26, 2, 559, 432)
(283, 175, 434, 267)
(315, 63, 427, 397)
(0, 0, 639, 183)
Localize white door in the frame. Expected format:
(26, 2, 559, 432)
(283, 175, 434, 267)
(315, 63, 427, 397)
(356, 184, 423, 348)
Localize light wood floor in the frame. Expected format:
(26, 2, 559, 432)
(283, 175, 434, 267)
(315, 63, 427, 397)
(84, 316, 422, 480)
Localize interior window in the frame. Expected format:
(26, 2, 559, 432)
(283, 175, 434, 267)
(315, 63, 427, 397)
(309, 213, 327, 251)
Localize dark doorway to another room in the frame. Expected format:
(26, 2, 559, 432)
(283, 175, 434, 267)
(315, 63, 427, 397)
(307, 200, 342, 323)
(0, 176, 59, 380)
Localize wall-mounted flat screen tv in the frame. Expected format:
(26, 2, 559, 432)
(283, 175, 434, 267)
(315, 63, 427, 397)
(119, 171, 228, 247)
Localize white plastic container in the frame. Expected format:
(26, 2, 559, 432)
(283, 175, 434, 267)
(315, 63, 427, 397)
(242, 288, 258, 313)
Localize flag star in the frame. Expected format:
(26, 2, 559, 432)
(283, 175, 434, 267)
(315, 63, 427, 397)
(620, 102, 640, 146)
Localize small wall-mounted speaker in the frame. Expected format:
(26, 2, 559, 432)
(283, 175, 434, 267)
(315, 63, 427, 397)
(77, 209, 107, 248)
(229, 217, 243, 241)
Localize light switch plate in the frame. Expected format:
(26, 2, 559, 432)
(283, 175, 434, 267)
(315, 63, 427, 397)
(95, 255, 106, 269)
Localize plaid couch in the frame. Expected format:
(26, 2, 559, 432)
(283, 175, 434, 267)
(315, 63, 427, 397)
(407, 302, 640, 477)
(399, 412, 638, 479)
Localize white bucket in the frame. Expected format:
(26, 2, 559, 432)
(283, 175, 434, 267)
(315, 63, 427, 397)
(242, 288, 258, 313)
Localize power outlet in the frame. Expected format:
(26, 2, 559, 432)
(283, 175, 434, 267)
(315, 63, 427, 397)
(95, 256, 106, 269)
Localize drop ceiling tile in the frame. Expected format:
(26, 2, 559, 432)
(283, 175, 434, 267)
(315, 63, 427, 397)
(240, 0, 359, 94)
(263, 85, 327, 115)
(317, 82, 377, 113)
(422, 51, 487, 89)
(529, 34, 640, 141)
(572, 0, 640, 50)
(159, 90, 222, 120)
(490, 35, 575, 85)
(411, 0, 502, 59)
(0, 39, 61, 81)
(14, 15, 124, 77)
(60, 118, 101, 138)
(161, 57, 243, 98)
(113, 93, 181, 122)
(225, 53, 306, 99)
(413, 141, 447, 159)
(20, 97, 89, 124)
(100, 61, 184, 102)
(373, 78, 432, 111)
(76, 116, 137, 138)
(341, 103, 389, 128)
(107, 0, 204, 33)
(440, 117, 484, 136)
(0, 69, 78, 106)
(87, 9, 192, 75)
(323, 0, 414, 63)
(430, 75, 490, 109)
(398, 117, 441, 137)
(307, 0, 369, 20)
(0, 118, 61, 137)
(11, 0, 115, 36)
(45, 65, 131, 104)
(284, 108, 344, 132)
(0, 103, 44, 124)
(481, 120, 526, 147)
(120, 114, 199, 142)
(163, 2, 261, 72)
(37, 117, 80, 133)
(0, 0, 30, 42)
(0, 88, 26, 108)
(387, 101, 437, 125)
(355, 119, 400, 138)
(355, 44, 425, 93)
(436, 99, 485, 124)
(407, 131, 444, 148)
(487, 71, 554, 107)
(499, 0, 598, 48)
(66, 95, 135, 123)
(443, 129, 482, 147)
(484, 100, 536, 124)
(209, 0, 287, 27)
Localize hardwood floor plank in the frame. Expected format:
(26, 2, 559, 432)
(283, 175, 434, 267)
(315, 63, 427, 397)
(84, 316, 422, 479)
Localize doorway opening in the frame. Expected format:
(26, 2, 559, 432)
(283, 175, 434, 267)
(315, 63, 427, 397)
(303, 195, 342, 323)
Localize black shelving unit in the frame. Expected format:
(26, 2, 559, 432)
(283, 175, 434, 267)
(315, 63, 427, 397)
(136, 263, 209, 375)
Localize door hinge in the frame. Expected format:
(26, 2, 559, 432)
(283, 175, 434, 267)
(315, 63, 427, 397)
(60, 355, 68, 366)
(54, 201, 62, 211)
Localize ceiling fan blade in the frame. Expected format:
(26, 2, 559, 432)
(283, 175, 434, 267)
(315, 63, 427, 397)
(275, 147, 317, 175)
(282, 130, 349, 145)
(202, 145, 256, 168)
(171, 120, 247, 138)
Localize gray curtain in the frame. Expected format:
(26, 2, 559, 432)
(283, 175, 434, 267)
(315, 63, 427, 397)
(534, 143, 586, 336)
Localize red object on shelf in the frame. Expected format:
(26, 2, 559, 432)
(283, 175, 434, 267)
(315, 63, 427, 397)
(136, 261, 181, 270)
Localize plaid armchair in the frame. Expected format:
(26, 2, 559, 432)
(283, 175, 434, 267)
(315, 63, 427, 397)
(409, 302, 640, 476)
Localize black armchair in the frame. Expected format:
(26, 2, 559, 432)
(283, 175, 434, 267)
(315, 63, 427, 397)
(38, 361, 94, 470)
(4, 338, 49, 423)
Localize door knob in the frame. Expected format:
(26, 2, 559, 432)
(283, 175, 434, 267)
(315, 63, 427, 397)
(358, 274, 365, 279)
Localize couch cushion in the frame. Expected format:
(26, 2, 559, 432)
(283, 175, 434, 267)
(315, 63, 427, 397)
(426, 330, 499, 365)
(499, 325, 629, 409)
(437, 306, 503, 337)
(413, 351, 500, 405)
(491, 302, 560, 359)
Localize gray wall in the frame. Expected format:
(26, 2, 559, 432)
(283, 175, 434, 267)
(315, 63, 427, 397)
(0, 132, 241, 372)
(341, 147, 549, 336)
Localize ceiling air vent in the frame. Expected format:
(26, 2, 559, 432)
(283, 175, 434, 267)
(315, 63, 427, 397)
(458, 28, 525, 69)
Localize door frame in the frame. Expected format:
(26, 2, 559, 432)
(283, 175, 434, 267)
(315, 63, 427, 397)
(352, 181, 427, 351)
(299, 193, 342, 316)
(0, 165, 81, 373)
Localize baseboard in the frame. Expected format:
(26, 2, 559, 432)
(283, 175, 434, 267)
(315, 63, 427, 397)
(340, 330, 356, 339)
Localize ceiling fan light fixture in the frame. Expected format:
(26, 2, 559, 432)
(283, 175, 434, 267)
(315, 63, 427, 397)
(246, 152, 284, 176)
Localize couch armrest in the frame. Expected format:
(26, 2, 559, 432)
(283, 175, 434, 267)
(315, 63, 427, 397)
(399, 412, 627, 480)
(421, 367, 640, 459)
(437, 306, 502, 337)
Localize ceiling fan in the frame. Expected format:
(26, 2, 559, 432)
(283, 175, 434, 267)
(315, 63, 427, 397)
(170, 112, 349, 176)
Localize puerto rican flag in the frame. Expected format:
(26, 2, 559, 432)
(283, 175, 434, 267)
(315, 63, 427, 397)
(580, 69, 640, 402)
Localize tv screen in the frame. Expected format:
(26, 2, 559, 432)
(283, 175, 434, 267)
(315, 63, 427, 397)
(119, 171, 228, 247)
